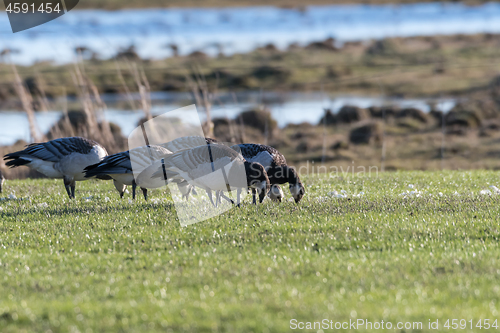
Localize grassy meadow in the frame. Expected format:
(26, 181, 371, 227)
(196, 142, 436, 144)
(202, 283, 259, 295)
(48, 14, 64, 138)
(0, 171, 500, 332)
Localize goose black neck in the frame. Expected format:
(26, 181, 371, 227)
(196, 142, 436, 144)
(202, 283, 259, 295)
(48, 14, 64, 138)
(268, 165, 300, 185)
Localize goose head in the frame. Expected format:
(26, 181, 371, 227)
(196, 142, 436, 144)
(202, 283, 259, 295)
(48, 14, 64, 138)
(289, 182, 305, 203)
(268, 184, 284, 202)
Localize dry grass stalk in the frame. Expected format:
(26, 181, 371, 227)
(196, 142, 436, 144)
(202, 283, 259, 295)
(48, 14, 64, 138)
(11, 63, 40, 142)
(114, 61, 138, 111)
(61, 88, 75, 137)
(70, 60, 118, 152)
(71, 62, 99, 138)
(34, 70, 51, 112)
(126, 61, 152, 121)
(186, 65, 217, 138)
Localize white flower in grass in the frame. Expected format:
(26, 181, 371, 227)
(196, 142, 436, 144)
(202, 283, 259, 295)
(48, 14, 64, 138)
(104, 197, 110, 202)
(328, 191, 346, 198)
(480, 190, 492, 195)
(8, 194, 16, 200)
(37, 202, 48, 208)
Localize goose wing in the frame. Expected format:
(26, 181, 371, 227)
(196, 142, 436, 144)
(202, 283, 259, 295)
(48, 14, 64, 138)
(4, 137, 105, 167)
(232, 143, 286, 168)
(153, 144, 243, 180)
(84, 151, 132, 177)
(85, 145, 170, 178)
(160, 136, 218, 153)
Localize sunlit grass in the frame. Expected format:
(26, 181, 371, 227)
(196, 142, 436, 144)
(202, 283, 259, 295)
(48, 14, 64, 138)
(0, 171, 499, 332)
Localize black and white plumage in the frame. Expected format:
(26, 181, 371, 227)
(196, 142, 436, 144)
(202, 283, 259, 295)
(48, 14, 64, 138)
(232, 143, 305, 203)
(160, 136, 219, 153)
(152, 144, 270, 206)
(3, 137, 108, 199)
(157, 136, 219, 201)
(161, 136, 281, 204)
(84, 145, 172, 201)
(0, 169, 4, 193)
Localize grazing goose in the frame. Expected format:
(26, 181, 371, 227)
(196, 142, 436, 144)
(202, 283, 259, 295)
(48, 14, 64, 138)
(0, 169, 4, 193)
(3, 137, 108, 199)
(152, 144, 270, 206)
(161, 136, 280, 204)
(84, 145, 172, 201)
(232, 143, 305, 203)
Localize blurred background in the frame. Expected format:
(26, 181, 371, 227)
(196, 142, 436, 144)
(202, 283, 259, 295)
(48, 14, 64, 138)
(2, 0, 500, 179)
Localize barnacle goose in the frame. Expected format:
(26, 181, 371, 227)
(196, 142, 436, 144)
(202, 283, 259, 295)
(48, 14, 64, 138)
(152, 144, 270, 206)
(3, 137, 108, 199)
(232, 143, 305, 203)
(161, 136, 281, 204)
(84, 145, 172, 201)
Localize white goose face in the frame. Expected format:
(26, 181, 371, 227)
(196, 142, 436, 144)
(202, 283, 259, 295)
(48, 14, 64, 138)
(268, 184, 284, 202)
(289, 183, 305, 203)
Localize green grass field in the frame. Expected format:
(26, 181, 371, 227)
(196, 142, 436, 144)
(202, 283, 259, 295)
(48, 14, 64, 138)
(1, 171, 500, 332)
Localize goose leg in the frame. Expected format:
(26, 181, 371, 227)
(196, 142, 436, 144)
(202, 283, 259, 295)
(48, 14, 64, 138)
(132, 181, 137, 200)
(220, 192, 234, 205)
(70, 181, 76, 199)
(182, 186, 192, 201)
(63, 177, 72, 199)
(236, 188, 242, 207)
(141, 188, 148, 201)
(252, 188, 257, 205)
(206, 189, 217, 208)
(177, 180, 192, 200)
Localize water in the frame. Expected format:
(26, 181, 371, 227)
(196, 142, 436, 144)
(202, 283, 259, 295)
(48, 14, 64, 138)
(0, 92, 456, 146)
(0, 2, 500, 64)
